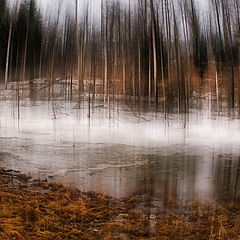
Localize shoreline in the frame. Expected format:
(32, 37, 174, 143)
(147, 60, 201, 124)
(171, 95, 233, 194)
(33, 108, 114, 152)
(0, 167, 239, 239)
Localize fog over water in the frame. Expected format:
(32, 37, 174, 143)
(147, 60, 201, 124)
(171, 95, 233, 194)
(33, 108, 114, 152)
(0, 99, 239, 205)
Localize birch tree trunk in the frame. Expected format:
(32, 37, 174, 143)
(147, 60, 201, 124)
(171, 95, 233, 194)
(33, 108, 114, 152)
(150, 0, 158, 108)
(4, 22, 12, 89)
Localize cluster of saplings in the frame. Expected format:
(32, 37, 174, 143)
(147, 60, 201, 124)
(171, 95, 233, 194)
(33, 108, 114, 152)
(0, 0, 239, 113)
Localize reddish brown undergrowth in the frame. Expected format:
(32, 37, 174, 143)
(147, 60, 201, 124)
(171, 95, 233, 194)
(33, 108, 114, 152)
(0, 167, 239, 240)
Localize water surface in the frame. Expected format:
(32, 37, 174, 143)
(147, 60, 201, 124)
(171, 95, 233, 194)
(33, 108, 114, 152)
(0, 99, 239, 205)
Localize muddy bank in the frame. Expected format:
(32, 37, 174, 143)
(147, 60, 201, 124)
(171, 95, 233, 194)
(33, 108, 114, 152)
(0, 167, 240, 240)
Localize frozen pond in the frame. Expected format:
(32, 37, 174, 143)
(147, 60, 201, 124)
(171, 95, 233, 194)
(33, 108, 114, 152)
(0, 99, 240, 204)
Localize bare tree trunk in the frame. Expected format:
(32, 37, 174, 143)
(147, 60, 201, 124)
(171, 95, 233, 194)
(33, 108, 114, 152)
(122, 25, 126, 98)
(225, 3, 235, 109)
(76, 0, 83, 97)
(104, 7, 108, 102)
(160, 34, 166, 113)
(138, 37, 141, 103)
(150, 0, 158, 108)
(4, 22, 12, 89)
(148, 39, 151, 107)
(215, 68, 219, 114)
(22, 23, 29, 81)
(165, 0, 171, 114)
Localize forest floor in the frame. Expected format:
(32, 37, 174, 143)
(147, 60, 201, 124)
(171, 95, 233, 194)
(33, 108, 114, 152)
(0, 167, 240, 240)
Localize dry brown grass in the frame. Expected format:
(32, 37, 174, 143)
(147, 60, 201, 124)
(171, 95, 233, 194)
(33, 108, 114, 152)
(0, 168, 239, 240)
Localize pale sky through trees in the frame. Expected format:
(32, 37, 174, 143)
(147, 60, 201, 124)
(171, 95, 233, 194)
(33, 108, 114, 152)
(9, 0, 209, 23)
(9, 0, 209, 13)
(37, 0, 209, 17)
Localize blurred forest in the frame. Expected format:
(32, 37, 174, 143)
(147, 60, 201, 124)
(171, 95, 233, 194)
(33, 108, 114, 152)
(0, 0, 240, 113)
